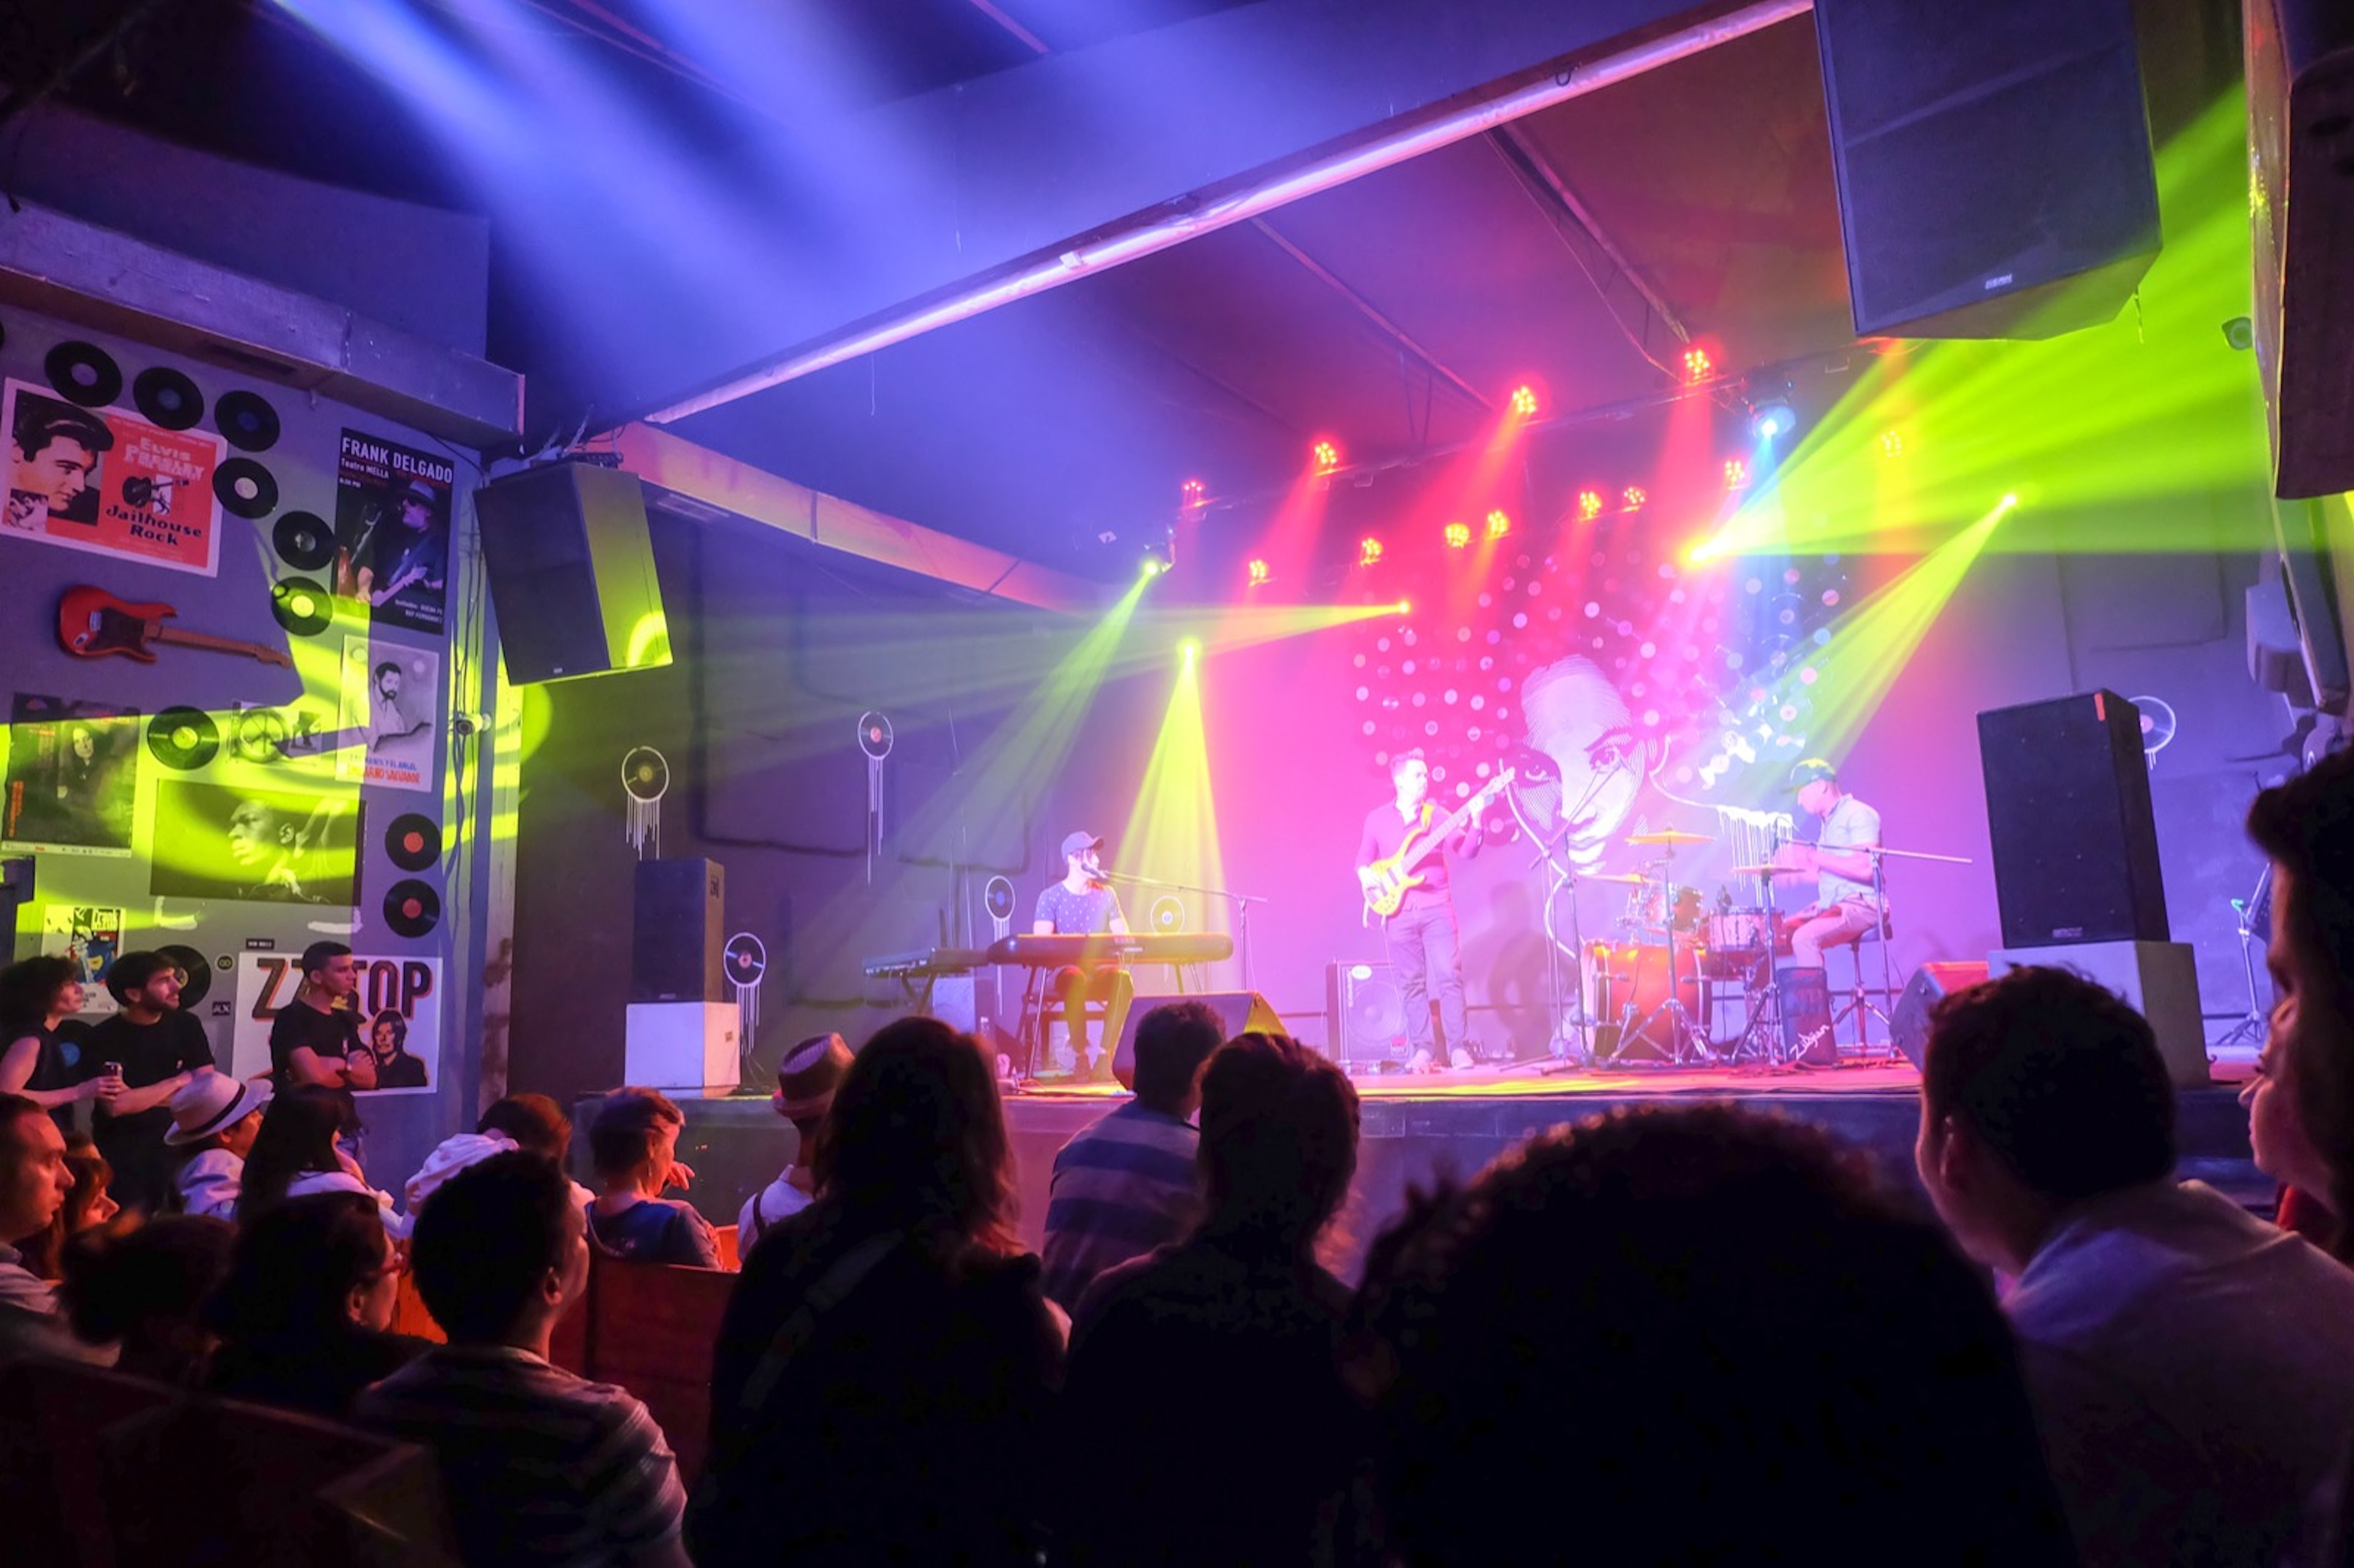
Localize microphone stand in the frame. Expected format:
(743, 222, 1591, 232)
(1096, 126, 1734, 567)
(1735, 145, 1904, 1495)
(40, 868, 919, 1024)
(1099, 870, 1269, 992)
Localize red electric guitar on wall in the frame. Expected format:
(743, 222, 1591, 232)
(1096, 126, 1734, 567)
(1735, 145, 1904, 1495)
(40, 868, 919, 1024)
(1360, 767, 1517, 920)
(56, 585, 291, 668)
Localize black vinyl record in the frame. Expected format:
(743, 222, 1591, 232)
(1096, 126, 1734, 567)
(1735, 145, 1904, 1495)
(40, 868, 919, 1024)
(131, 367, 204, 430)
(213, 390, 281, 452)
(155, 945, 214, 1010)
(270, 577, 331, 637)
(44, 341, 122, 408)
(385, 813, 441, 872)
(214, 457, 279, 519)
(383, 879, 441, 938)
(272, 511, 334, 571)
(147, 707, 221, 771)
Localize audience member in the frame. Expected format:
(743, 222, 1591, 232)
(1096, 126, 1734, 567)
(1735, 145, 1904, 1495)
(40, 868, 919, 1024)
(2245, 998, 2339, 1239)
(209, 1191, 428, 1418)
(587, 1086, 719, 1268)
(240, 1083, 409, 1237)
(1917, 965, 2354, 1567)
(0, 1092, 70, 1320)
(737, 1032, 850, 1254)
(2246, 748, 2354, 1256)
(408, 1092, 596, 1213)
(19, 1132, 118, 1278)
(265, 941, 377, 1092)
(85, 951, 216, 1212)
(691, 1017, 1060, 1568)
(61, 1213, 233, 1383)
(163, 1073, 269, 1220)
(357, 1152, 688, 1568)
(0, 955, 121, 1124)
(1056, 1031, 1360, 1566)
(1038, 1000, 1221, 1311)
(1355, 1102, 2070, 1567)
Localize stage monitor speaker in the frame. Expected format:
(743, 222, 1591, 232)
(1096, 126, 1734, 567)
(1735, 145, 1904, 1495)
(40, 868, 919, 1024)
(474, 462, 670, 685)
(632, 858, 724, 1003)
(2247, 0, 2354, 497)
(1812, 0, 2159, 340)
(1890, 961, 1992, 1070)
(1978, 691, 2169, 948)
(1327, 961, 1405, 1067)
(1111, 991, 1284, 1092)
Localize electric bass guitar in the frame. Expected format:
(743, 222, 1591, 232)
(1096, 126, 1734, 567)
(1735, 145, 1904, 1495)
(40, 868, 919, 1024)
(1360, 768, 1516, 920)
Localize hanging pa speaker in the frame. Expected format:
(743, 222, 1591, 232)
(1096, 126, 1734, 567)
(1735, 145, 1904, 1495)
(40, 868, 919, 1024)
(474, 463, 670, 685)
(1977, 691, 2169, 948)
(1326, 960, 1406, 1067)
(1812, 0, 2160, 339)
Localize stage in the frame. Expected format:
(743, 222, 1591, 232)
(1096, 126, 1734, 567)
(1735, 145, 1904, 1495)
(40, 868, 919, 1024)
(647, 1057, 2267, 1282)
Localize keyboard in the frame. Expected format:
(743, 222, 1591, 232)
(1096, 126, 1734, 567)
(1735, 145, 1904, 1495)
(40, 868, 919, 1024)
(985, 933, 1235, 967)
(861, 946, 991, 980)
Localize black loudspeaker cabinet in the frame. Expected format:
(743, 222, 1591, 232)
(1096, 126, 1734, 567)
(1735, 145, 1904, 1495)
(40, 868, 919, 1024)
(474, 462, 669, 685)
(631, 858, 725, 1003)
(1812, 0, 2159, 339)
(1891, 961, 1993, 1070)
(1977, 691, 2168, 948)
(1111, 992, 1284, 1091)
(1327, 961, 1406, 1067)
(2247, 0, 2354, 497)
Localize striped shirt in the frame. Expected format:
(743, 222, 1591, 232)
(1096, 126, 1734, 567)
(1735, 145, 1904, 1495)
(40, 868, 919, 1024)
(1040, 1102, 1202, 1310)
(355, 1344, 686, 1567)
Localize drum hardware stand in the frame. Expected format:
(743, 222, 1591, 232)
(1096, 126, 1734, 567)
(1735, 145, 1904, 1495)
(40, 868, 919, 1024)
(2213, 864, 2275, 1053)
(1502, 787, 1593, 1071)
(1612, 842, 1713, 1066)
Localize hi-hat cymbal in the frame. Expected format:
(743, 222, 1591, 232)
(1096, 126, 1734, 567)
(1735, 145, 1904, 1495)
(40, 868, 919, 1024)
(1625, 829, 1712, 847)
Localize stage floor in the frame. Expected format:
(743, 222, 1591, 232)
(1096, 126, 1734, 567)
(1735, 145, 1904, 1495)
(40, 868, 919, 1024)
(649, 1056, 2264, 1282)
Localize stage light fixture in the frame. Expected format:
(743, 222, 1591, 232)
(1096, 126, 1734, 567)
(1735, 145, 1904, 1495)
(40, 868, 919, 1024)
(1577, 489, 1604, 522)
(1140, 554, 1166, 579)
(1179, 637, 1200, 662)
(1485, 509, 1511, 541)
(1509, 384, 1539, 417)
(1879, 428, 1904, 457)
(1683, 347, 1713, 383)
(1395, 599, 1412, 614)
(1620, 485, 1647, 512)
(1313, 439, 1343, 475)
(1999, 492, 2019, 510)
(1751, 400, 1797, 441)
(1181, 478, 1206, 508)
(1246, 557, 1270, 586)
(1723, 458, 1748, 490)
(1444, 521, 1471, 550)
(1358, 536, 1385, 567)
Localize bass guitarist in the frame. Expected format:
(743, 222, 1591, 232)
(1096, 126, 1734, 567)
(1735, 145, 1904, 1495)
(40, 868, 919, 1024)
(1356, 750, 1485, 1073)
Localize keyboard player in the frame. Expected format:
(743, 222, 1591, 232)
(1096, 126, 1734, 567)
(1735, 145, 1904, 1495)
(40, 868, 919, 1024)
(1035, 830, 1130, 1081)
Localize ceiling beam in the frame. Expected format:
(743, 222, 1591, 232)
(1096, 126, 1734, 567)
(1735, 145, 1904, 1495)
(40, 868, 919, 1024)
(1247, 216, 1495, 416)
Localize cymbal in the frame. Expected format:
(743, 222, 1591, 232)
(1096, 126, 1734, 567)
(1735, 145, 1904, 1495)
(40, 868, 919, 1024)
(1625, 829, 1712, 847)
(1728, 863, 1794, 877)
(1582, 872, 1651, 886)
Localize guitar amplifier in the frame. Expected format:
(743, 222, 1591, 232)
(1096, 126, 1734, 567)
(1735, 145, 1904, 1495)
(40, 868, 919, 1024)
(1327, 961, 1406, 1068)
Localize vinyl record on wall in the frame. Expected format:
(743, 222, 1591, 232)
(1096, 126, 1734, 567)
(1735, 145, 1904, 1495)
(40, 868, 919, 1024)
(155, 945, 214, 1009)
(213, 390, 282, 452)
(230, 708, 290, 765)
(384, 813, 441, 872)
(44, 341, 123, 408)
(214, 457, 280, 520)
(131, 367, 205, 430)
(272, 511, 335, 571)
(147, 707, 221, 771)
(270, 577, 332, 637)
(383, 879, 441, 938)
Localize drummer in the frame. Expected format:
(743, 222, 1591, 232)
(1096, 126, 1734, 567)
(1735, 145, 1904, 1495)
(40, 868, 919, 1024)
(1773, 758, 1886, 968)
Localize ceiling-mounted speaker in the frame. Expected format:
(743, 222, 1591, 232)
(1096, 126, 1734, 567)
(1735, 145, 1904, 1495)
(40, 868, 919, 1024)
(1813, 0, 2160, 340)
(2247, 0, 2354, 497)
(474, 462, 671, 685)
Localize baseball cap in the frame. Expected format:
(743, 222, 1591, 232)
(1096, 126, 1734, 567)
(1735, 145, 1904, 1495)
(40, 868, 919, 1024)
(1787, 758, 1838, 791)
(1060, 831, 1103, 859)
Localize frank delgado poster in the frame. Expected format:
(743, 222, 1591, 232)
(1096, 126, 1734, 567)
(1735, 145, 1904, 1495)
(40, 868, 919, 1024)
(232, 952, 439, 1094)
(333, 429, 452, 636)
(2, 380, 223, 576)
(2, 694, 140, 856)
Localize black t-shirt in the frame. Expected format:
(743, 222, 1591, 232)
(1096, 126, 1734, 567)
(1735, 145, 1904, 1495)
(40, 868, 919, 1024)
(268, 1002, 364, 1090)
(88, 1010, 216, 1149)
(4, 1020, 81, 1132)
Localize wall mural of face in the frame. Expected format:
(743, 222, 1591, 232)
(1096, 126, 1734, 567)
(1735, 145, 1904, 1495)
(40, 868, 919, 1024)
(1515, 655, 1644, 869)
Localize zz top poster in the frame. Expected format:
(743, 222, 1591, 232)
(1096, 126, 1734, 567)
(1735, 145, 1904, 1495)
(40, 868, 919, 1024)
(231, 953, 439, 1095)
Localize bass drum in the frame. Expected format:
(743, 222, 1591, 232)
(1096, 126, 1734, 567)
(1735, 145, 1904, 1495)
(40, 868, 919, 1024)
(1582, 942, 1705, 1059)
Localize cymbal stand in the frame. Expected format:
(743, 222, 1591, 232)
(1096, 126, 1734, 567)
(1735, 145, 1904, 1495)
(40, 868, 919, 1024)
(2214, 864, 2274, 1053)
(1621, 847, 1710, 1064)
